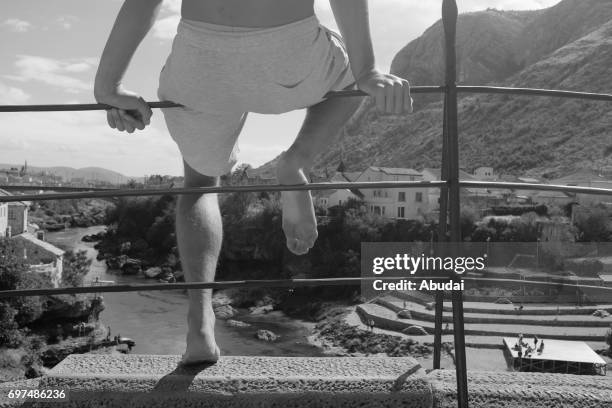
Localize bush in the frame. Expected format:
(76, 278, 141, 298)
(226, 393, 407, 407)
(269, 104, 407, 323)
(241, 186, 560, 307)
(61, 250, 92, 288)
(574, 207, 612, 242)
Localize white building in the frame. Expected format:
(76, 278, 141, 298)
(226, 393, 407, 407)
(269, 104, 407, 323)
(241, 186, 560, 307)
(354, 167, 430, 220)
(315, 171, 363, 210)
(0, 201, 7, 238)
(315, 188, 362, 209)
(11, 232, 65, 287)
(474, 166, 496, 181)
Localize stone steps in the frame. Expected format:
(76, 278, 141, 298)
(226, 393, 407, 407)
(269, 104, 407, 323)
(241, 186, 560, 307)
(358, 303, 609, 341)
(376, 297, 612, 327)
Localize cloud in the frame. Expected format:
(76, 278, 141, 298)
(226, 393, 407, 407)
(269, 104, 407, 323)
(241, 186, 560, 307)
(5, 55, 98, 94)
(55, 15, 79, 30)
(0, 81, 31, 104)
(459, 0, 558, 11)
(1, 18, 32, 33)
(0, 110, 182, 176)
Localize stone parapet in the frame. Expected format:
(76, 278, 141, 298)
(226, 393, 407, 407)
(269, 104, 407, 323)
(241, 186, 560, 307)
(1, 355, 610, 408)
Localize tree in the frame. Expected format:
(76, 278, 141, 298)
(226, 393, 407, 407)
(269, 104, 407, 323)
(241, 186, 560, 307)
(0, 238, 49, 347)
(62, 250, 92, 287)
(574, 207, 612, 242)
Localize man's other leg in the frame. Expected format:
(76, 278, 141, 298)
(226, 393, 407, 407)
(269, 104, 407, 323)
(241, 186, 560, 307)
(277, 96, 362, 255)
(177, 161, 222, 363)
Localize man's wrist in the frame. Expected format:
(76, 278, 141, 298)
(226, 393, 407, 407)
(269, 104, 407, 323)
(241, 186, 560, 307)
(94, 78, 121, 100)
(354, 66, 379, 83)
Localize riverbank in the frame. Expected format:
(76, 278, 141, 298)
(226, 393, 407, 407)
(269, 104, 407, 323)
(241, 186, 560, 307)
(28, 199, 110, 232)
(45, 227, 326, 359)
(48, 227, 444, 363)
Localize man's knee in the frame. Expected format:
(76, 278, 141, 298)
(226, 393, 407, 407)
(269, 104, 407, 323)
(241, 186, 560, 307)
(183, 160, 220, 188)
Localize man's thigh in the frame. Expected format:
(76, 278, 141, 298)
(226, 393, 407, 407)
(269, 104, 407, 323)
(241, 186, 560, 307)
(160, 107, 248, 178)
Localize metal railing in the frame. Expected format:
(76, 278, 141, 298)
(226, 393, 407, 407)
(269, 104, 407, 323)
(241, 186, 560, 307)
(2, 1, 612, 407)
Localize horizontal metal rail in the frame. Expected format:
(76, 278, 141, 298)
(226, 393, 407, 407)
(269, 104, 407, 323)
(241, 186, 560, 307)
(3, 86, 611, 114)
(0, 185, 115, 192)
(0, 86, 445, 113)
(1, 276, 609, 298)
(3, 179, 612, 203)
(0, 180, 446, 202)
(458, 86, 612, 102)
(462, 181, 612, 196)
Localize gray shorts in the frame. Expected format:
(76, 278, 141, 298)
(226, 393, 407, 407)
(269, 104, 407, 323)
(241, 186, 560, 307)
(158, 15, 355, 176)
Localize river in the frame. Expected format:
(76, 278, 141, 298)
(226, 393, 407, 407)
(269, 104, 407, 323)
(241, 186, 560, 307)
(46, 226, 324, 357)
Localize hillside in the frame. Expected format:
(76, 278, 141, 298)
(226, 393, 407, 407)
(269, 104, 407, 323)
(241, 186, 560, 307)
(257, 0, 612, 179)
(0, 164, 140, 184)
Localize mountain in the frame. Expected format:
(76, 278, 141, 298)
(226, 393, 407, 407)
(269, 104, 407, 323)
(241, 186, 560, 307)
(256, 0, 612, 180)
(0, 164, 141, 184)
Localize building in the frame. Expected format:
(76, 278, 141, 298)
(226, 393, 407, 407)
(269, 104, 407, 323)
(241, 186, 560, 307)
(314, 171, 364, 210)
(315, 188, 362, 209)
(0, 200, 7, 238)
(11, 232, 65, 287)
(473, 166, 496, 181)
(0, 189, 29, 236)
(530, 190, 574, 207)
(420, 168, 503, 212)
(550, 170, 612, 206)
(354, 167, 430, 220)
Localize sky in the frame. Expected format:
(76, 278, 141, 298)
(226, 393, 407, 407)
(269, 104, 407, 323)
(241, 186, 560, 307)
(0, 0, 559, 177)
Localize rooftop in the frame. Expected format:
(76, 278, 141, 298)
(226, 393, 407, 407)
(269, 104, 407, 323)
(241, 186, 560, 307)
(369, 166, 421, 176)
(12, 232, 65, 256)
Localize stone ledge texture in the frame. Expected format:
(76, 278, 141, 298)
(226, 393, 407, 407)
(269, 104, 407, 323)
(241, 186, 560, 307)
(428, 369, 612, 408)
(0, 355, 432, 408)
(1, 355, 611, 408)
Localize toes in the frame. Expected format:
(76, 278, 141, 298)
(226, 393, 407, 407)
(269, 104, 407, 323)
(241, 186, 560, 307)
(294, 240, 310, 255)
(286, 236, 316, 255)
(287, 237, 301, 254)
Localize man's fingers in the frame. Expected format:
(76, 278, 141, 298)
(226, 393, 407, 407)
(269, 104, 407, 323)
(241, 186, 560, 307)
(394, 81, 404, 115)
(137, 97, 153, 125)
(106, 110, 116, 129)
(375, 84, 386, 113)
(119, 109, 141, 132)
(110, 109, 125, 132)
(404, 82, 413, 113)
(384, 82, 396, 113)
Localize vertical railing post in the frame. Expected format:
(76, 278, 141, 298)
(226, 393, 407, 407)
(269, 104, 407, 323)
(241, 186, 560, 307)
(433, 96, 448, 369)
(442, 1, 469, 408)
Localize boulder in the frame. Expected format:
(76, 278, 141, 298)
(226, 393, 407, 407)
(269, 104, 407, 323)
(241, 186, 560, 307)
(226, 320, 251, 328)
(121, 259, 142, 275)
(143, 267, 162, 279)
(249, 304, 274, 314)
(402, 325, 428, 336)
(495, 297, 513, 304)
(593, 309, 610, 318)
(212, 293, 233, 308)
(214, 304, 237, 319)
(255, 329, 279, 342)
(397, 309, 413, 319)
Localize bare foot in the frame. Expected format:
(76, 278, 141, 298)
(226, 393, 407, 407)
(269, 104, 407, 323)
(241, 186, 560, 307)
(276, 152, 318, 255)
(181, 307, 220, 365)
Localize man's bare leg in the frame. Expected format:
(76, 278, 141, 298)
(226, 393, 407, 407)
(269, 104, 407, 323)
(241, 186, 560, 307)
(277, 96, 362, 255)
(177, 161, 222, 363)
